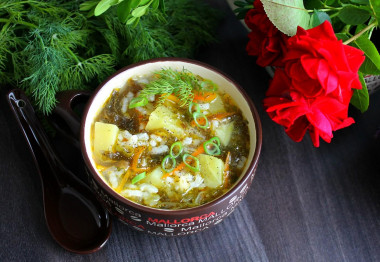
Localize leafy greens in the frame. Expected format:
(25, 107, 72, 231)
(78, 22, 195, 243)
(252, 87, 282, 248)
(0, 0, 220, 114)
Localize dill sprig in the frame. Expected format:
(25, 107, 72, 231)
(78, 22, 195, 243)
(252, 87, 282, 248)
(0, 0, 221, 114)
(139, 68, 217, 107)
(124, 0, 221, 63)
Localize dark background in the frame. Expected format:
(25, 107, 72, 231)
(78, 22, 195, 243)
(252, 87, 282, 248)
(1, 1, 380, 261)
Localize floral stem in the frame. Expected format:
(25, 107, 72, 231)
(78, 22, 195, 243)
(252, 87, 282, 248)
(343, 21, 377, 45)
(307, 7, 342, 13)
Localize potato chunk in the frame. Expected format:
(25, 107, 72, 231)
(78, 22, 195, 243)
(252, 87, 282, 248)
(141, 167, 164, 188)
(208, 95, 226, 114)
(94, 122, 119, 154)
(198, 154, 224, 188)
(145, 105, 185, 138)
(215, 121, 234, 146)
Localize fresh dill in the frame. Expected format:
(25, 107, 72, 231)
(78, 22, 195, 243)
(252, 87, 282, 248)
(0, 0, 221, 114)
(138, 68, 218, 107)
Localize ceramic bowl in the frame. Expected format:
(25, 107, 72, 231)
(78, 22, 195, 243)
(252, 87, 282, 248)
(80, 58, 262, 236)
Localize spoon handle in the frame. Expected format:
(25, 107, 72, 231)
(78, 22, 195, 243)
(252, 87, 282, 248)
(50, 90, 91, 148)
(7, 89, 64, 186)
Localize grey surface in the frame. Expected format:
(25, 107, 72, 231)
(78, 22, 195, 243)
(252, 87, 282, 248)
(1, 1, 380, 261)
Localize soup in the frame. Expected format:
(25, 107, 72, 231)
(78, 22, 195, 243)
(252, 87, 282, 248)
(91, 68, 250, 209)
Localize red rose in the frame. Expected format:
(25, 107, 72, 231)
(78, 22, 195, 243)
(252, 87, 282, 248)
(263, 69, 355, 147)
(283, 21, 365, 99)
(244, 0, 288, 67)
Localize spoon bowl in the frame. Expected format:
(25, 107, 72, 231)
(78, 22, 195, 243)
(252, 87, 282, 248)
(7, 89, 112, 254)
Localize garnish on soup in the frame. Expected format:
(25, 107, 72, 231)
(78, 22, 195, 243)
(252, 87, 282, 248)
(91, 68, 250, 209)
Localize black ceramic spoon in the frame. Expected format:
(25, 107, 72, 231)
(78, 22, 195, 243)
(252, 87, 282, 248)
(7, 89, 112, 254)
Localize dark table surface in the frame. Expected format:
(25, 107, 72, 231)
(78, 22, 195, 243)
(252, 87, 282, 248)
(1, 1, 380, 261)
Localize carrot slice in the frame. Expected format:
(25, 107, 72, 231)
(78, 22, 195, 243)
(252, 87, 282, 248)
(209, 112, 236, 120)
(134, 167, 150, 172)
(223, 151, 231, 187)
(190, 112, 236, 127)
(161, 143, 205, 179)
(193, 92, 217, 102)
(116, 169, 131, 193)
(131, 146, 146, 171)
(162, 93, 180, 103)
(190, 117, 207, 127)
(191, 143, 206, 157)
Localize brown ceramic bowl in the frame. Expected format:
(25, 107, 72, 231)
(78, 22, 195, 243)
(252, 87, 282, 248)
(80, 58, 262, 236)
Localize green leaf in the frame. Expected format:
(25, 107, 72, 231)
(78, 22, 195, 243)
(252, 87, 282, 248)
(310, 10, 331, 28)
(369, 0, 380, 22)
(126, 15, 140, 26)
(338, 5, 371, 25)
(159, 0, 166, 14)
(350, 0, 369, 4)
(117, 0, 133, 23)
(261, 0, 310, 36)
(353, 35, 380, 75)
(354, 24, 369, 36)
(335, 33, 349, 41)
(151, 0, 159, 10)
(350, 72, 369, 113)
(94, 0, 118, 16)
(80, 0, 99, 11)
(131, 4, 149, 17)
(130, 0, 142, 9)
(234, 1, 248, 7)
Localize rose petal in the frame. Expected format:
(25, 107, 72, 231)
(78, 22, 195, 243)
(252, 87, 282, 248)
(306, 21, 337, 41)
(285, 117, 309, 142)
(266, 69, 292, 96)
(306, 109, 332, 136)
(308, 127, 321, 147)
(343, 44, 365, 72)
(301, 56, 319, 79)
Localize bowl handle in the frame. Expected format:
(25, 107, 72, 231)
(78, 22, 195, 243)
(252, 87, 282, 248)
(50, 90, 91, 148)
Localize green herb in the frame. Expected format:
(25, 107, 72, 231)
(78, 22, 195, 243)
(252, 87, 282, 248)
(82, 0, 164, 26)
(161, 155, 176, 173)
(129, 97, 149, 109)
(193, 111, 209, 129)
(138, 68, 216, 107)
(188, 102, 201, 115)
(131, 172, 146, 184)
(170, 142, 183, 158)
(0, 0, 221, 114)
(20, 19, 116, 114)
(182, 154, 200, 172)
(124, 0, 221, 63)
(208, 136, 221, 147)
(204, 137, 221, 156)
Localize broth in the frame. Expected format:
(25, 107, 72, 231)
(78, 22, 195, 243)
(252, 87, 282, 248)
(91, 69, 250, 209)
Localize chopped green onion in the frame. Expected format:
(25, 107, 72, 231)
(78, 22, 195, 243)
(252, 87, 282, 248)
(208, 136, 221, 147)
(170, 142, 183, 158)
(200, 80, 217, 92)
(131, 172, 146, 184)
(200, 82, 208, 89)
(188, 102, 200, 115)
(129, 97, 148, 109)
(182, 154, 200, 172)
(193, 111, 209, 129)
(161, 155, 176, 173)
(203, 140, 221, 156)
